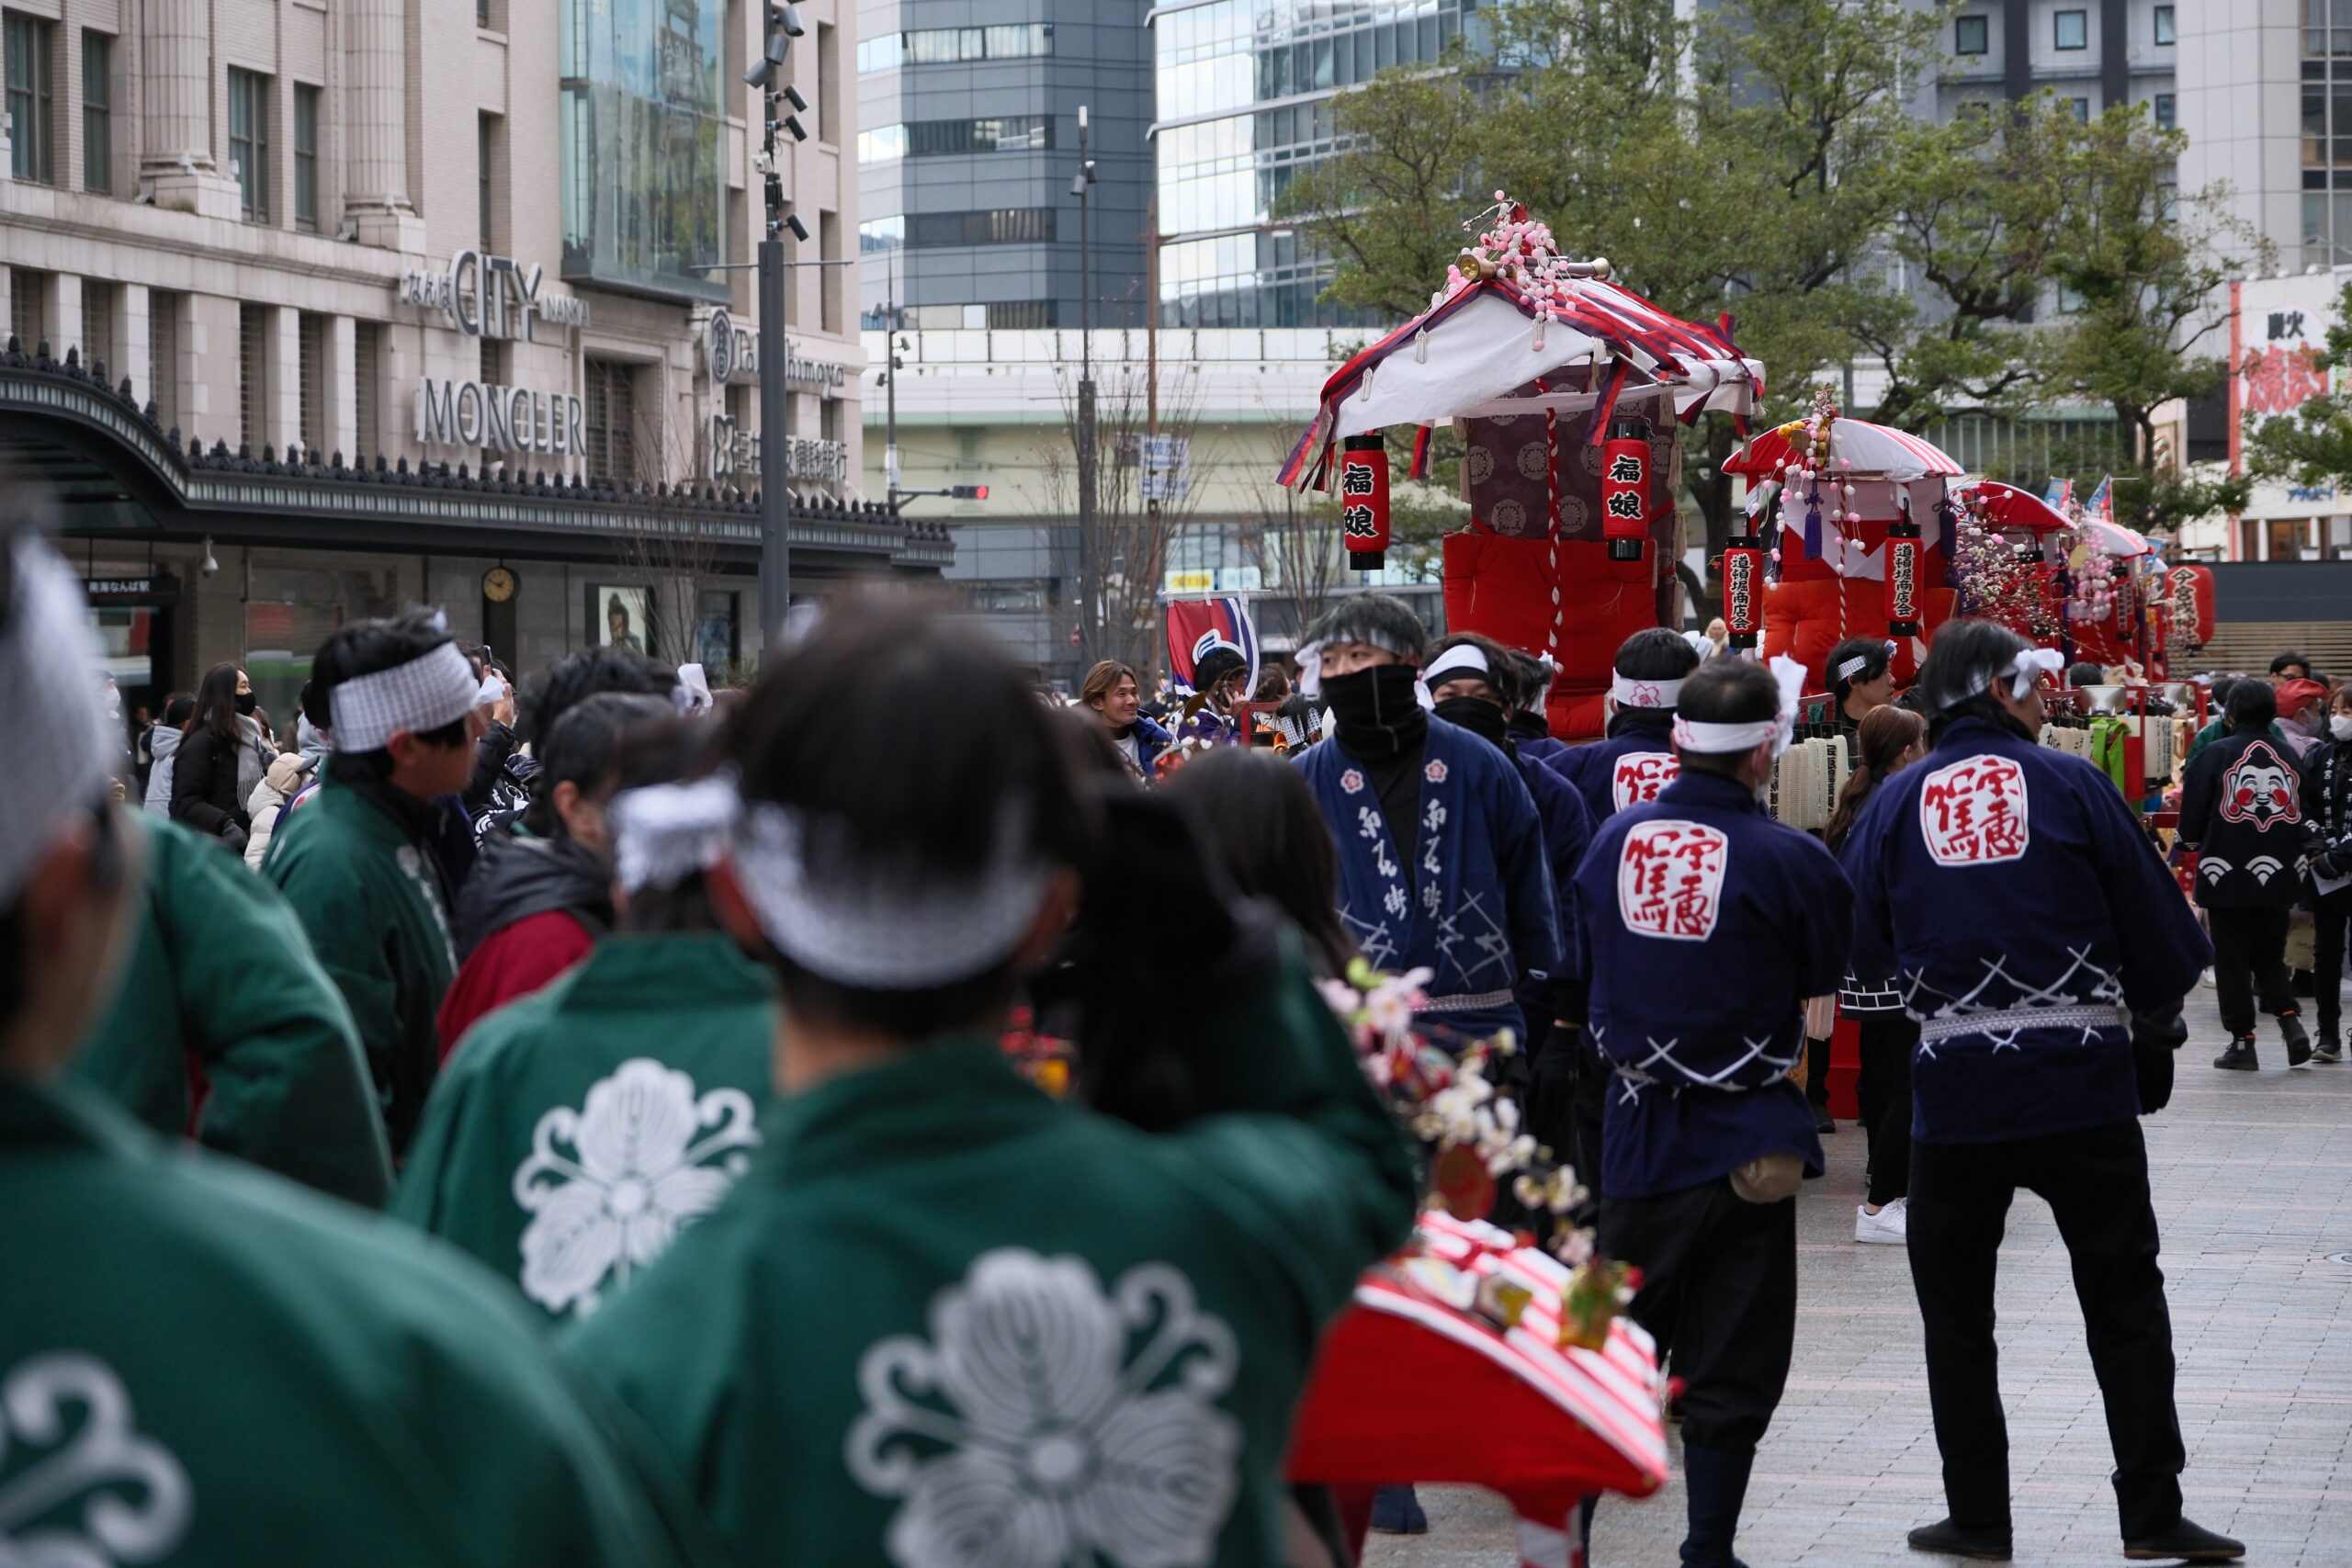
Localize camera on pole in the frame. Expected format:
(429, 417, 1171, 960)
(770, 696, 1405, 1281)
(743, 2, 804, 89)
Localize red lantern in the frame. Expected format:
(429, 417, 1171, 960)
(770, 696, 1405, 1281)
(1722, 535, 1764, 649)
(1340, 433, 1390, 571)
(1883, 517, 1922, 637)
(2166, 563, 2213, 649)
(1600, 412, 1651, 563)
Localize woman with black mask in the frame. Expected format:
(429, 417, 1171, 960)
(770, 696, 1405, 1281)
(170, 661, 273, 855)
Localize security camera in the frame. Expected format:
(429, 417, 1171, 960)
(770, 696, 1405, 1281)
(199, 536, 220, 576)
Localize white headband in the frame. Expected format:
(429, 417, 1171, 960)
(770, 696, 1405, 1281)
(729, 801, 1051, 990)
(1958, 647, 2064, 704)
(330, 641, 481, 752)
(610, 776, 736, 895)
(1670, 656, 1807, 758)
(1835, 657, 1869, 682)
(1424, 644, 1491, 685)
(1610, 672, 1685, 709)
(0, 533, 114, 907)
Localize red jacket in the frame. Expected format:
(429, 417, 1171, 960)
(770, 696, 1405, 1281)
(435, 910, 595, 1059)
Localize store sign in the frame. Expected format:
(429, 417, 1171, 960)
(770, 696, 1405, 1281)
(397, 251, 592, 340)
(702, 310, 848, 393)
(417, 378, 588, 456)
(707, 416, 849, 483)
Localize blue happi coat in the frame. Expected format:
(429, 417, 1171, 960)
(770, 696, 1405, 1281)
(1300, 716, 1560, 1038)
(1518, 749, 1594, 1024)
(1544, 714, 1682, 826)
(1839, 716, 2211, 1145)
(1573, 769, 1845, 1198)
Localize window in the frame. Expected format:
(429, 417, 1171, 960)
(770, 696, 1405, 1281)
(859, 215, 904, 252)
(2070, 96, 2091, 122)
(293, 85, 319, 231)
(816, 21, 838, 141)
(9, 268, 44, 349)
(858, 22, 1051, 72)
(856, 124, 904, 164)
(2053, 9, 2086, 50)
(149, 290, 180, 427)
(478, 114, 499, 250)
(2154, 93, 2177, 130)
(2154, 6, 2175, 46)
(238, 304, 268, 450)
(228, 69, 270, 221)
(298, 313, 324, 457)
(905, 116, 1054, 157)
(80, 31, 108, 193)
(907, 209, 1057, 248)
(820, 211, 841, 333)
(81, 280, 111, 369)
(353, 321, 379, 457)
(583, 359, 638, 481)
(987, 301, 1054, 329)
(1954, 15, 1988, 56)
(6, 13, 53, 185)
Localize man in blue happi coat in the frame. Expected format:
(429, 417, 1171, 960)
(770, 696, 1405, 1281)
(1838, 619, 2239, 1563)
(1544, 626, 1701, 824)
(1296, 595, 1559, 1051)
(1575, 656, 1845, 1568)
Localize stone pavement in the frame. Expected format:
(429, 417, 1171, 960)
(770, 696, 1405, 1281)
(1364, 983, 2352, 1566)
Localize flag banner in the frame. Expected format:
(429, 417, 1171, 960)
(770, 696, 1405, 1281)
(1165, 595, 1261, 693)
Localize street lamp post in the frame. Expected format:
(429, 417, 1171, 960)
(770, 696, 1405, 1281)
(1071, 104, 1098, 676)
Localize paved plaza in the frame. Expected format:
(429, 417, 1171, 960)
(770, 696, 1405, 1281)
(1366, 986, 2352, 1566)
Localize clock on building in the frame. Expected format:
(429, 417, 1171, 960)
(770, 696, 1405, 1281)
(481, 566, 517, 604)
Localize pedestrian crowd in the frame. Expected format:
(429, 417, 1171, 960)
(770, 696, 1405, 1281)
(8, 499, 2336, 1566)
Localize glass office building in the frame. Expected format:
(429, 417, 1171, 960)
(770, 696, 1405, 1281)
(561, 0, 729, 300)
(1151, 0, 1476, 327)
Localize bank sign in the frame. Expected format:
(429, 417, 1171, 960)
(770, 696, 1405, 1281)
(417, 378, 586, 457)
(707, 415, 848, 483)
(398, 252, 592, 341)
(702, 310, 848, 394)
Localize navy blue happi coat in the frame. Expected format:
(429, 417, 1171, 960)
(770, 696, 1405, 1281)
(1839, 716, 2211, 1145)
(1545, 716, 1683, 826)
(1573, 769, 1847, 1199)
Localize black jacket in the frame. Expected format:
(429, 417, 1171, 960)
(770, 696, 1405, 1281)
(169, 725, 257, 839)
(2301, 738, 2352, 897)
(2179, 728, 2309, 908)
(453, 829, 613, 961)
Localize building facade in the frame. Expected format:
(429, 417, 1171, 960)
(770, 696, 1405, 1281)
(0, 0, 925, 718)
(1938, 0, 2177, 123)
(854, 0, 1149, 332)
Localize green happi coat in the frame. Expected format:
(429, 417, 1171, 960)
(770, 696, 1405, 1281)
(264, 773, 458, 1155)
(393, 932, 779, 1321)
(565, 948, 1419, 1568)
(75, 814, 391, 1206)
(0, 1072, 713, 1567)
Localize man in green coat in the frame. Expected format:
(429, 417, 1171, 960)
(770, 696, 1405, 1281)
(396, 757, 778, 1321)
(0, 528, 707, 1567)
(565, 604, 1419, 1568)
(265, 612, 486, 1156)
(75, 812, 392, 1205)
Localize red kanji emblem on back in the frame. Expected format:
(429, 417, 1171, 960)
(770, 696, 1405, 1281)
(1917, 754, 2030, 866)
(1611, 751, 1679, 812)
(1616, 819, 1729, 940)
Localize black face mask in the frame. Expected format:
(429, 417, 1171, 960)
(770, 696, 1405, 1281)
(1433, 694, 1510, 752)
(1321, 663, 1427, 759)
(233, 691, 257, 716)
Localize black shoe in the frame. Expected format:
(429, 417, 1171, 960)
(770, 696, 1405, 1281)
(1367, 1483, 1428, 1535)
(1815, 1106, 1837, 1134)
(2277, 1010, 2312, 1067)
(2313, 1030, 2344, 1065)
(1905, 1517, 2012, 1560)
(2211, 1035, 2257, 1071)
(2121, 1517, 2245, 1561)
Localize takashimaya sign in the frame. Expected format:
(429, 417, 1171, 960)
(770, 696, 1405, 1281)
(417, 377, 588, 456)
(398, 252, 592, 341)
(707, 415, 848, 483)
(702, 310, 848, 394)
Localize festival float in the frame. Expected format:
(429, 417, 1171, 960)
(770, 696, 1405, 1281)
(1280, 195, 1764, 738)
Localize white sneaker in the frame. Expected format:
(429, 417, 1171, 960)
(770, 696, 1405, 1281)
(1856, 1198, 1908, 1245)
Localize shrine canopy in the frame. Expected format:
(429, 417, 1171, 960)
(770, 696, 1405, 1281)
(1276, 240, 1763, 491)
(1723, 416, 1962, 483)
(1951, 478, 2071, 535)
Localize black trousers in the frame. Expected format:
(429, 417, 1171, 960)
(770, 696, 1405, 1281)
(2315, 891, 2352, 1035)
(1906, 1120, 2186, 1540)
(2205, 904, 2296, 1036)
(1600, 1178, 1796, 1452)
(1854, 1011, 1917, 1207)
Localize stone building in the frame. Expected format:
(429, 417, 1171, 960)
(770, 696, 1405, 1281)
(0, 0, 935, 718)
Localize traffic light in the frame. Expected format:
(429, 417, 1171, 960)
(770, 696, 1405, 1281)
(949, 485, 989, 501)
(743, 2, 804, 89)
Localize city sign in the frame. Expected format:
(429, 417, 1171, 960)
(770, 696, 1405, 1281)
(417, 377, 588, 457)
(702, 309, 847, 393)
(398, 251, 592, 341)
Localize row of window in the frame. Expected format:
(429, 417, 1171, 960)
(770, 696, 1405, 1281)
(855, 23, 1052, 73)
(1954, 6, 2175, 57)
(858, 209, 1058, 251)
(855, 115, 1054, 164)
